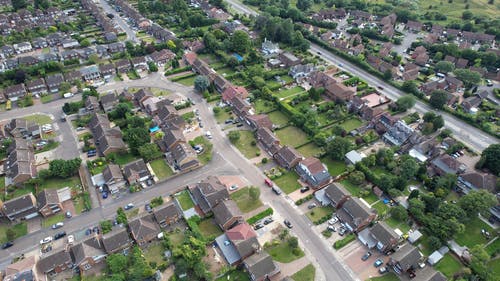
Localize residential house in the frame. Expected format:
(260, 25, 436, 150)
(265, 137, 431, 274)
(461, 96, 482, 113)
(61, 50, 80, 61)
(0, 193, 38, 221)
(46, 33, 64, 46)
(123, 159, 152, 185)
(99, 63, 116, 79)
(336, 197, 377, 233)
(149, 49, 175, 66)
(274, 146, 303, 170)
(216, 222, 260, 265)
(129, 214, 161, 246)
(214, 74, 229, 93)
(102, 228, 132, 254)
(1, 45, 14, 57)
(25, 78, 47, 95)
(261, 38, 280, 56)
(406, 20, 423, 32)
(295, 157, 331, 189)
(278, 52, 301, 67)
(445, 76, 463, 92)
(324, 82, 355, 102)
(102, 164, 126, 194)
(456, 58, 468, 69)
(104, 32, 118, 42)
(157, 104, 185, 130)
(4, 58, 19, 70)
(37, 187, 71, 217)
(163, 128, 185, 152)
(131, 56, 148, 72)
(3, 255, 38, 281)
(244, 251, 280, 281)
(430, 154, 466, 176)
(85, 96, 99, 112)
(134, 88, 154, 105)
(5, 119, 33, 138)
(153, 201, 181, 228)
(289, 64, 315, 82)
(368, 222, 400, 252)
(230, 96, 253, 121)
(213, 199, 244, 230)
(13, 42, 32, 53)
(3, 84, 26, 101)
(100, 92, 119, 113)
(45, 73, 65, 93)
(189, 176, 229, 215)
(457, 171, 497, 194)
(89, 113, 127, 156)
(70, 237, 107, 272)
(81, 65, 101, 82)
(389, 243, 423, 276)
(18, 55, 39, 66)
(246, 114, 273, 130)
(222, 85, 249, 103)
(4, 138, 36, 185)
(170, 142, 200, 171)
(62, 38, 79, 48)
(37, 250, 73, 275)
(256, 127, 281, 156)
(108, 42, 125, 53)
(312, 8, 346, 20)
(65, 70, 82, 83)
(115, 59, 131, 73)
(383, 120, 414, 146)
(324, 183, 351, 209)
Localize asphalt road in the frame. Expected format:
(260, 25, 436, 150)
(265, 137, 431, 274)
(98, 0, 138, 43)
(225, 0, 498, 153)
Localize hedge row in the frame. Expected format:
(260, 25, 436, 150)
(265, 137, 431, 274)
(164, 66, 191, 76)
(247, 207, 274, 225)
(333, 234, 356, 250)
(295, 194, 313, 206)
(313, 214, 333, 225)
(170, 72, 196, 82)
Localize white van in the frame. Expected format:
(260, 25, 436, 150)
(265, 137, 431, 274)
(205, 131, 212, 139)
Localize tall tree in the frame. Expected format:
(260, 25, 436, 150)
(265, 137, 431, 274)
(326, 137, 353, 160)
(429, 90, 448, 109)
(454, 69, 481, 88)
(296, 0, 312, 10)
(459, 190, 497, 218)
(396, 95, 416, 111)
(476, 144, 500, 175)
(230, 30, 251, 54)
(435, 61, 455, 73)
(194, 75, 210, 93)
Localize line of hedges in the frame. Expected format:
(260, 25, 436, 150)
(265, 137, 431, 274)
(313, 213, 333, 225)
(247, 207, 273, 225)
(295, 194, 313, 206)
(164, 66, 191, 76)
(170, 72, 196, 82)
(333, 234, 356, 250)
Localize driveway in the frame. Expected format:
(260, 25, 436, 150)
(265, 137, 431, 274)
(340, 240, 388, 280)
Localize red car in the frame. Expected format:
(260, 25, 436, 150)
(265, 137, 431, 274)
(264, 178, 273, 187)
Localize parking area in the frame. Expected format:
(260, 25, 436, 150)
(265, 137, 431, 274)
(217, 175, 248, 194)
(339, 240, 389, 280)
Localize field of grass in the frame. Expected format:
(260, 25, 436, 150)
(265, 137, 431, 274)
(214, 108, 233, 124)
(340, 180, 361, 196)
(144, 243, 165, 265)
(23, 114, 52, 125)
(275, 86, 305, 99)
(275, 126, 309, 148)
(215, 270, 250, 281)
(372, 201, 390, 216)
(488, 258, 500, 279)
(217, 67, 236, 76)
(41, 94, 53, 103)
(268, 110, 290, 127)
(42, 213, 65, 228)
(306, 206, 334, 224)
(191, 136, 213, 165)
(385, 217, 411, 233)
(267, 241, 305, 263)
(175, 75, 196, 86)
(291, 264, 315, 281)
(126, 70, 140, 80)
(253, 99, 276, 114)
(274, 171, 301, 194)
(455, 217, 493, 248)
(150, 159, 174, 181)
(297, 143, 323, 158)
(111, 152, 138, 165)
(232, 130, 260, 159)
(485, 237, 500, 256)
(176, 191, 194, 211)
(366, 273, 400, 281)
(150, 88, 170, 97)
(435, 253, 463, 279)
(198, 219, 223, 239)
(321, 157, 347, 176)
(38, 176, 81, 191)
(0, 222, 27, 243)
(230, 187, 263, 213)
(338, 118, 363, 132)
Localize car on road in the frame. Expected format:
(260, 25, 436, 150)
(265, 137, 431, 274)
(40, 237, 53, 245)
(254, 224, 264, 230)
(316, 51, 321, 55)
(199, 122, 204, 128)
(51, 222, 64, 229)
(124, 203, 134, 210)
(300, 186, 310, 193)
(102, 191, 108, 199)
(85, 228, 92, 235)
(205, 131, 212, 139)
(229, 184, 239, 191)
(41, 244, 52, 253)
(272, 186, 282, 195)
(263, 217, 274, 225)
(54, 232, 67, 240)
(361, 251, 372, 261)
(264, 178, 273, 187)
(67, 235, 75, 244)
(377, 86, 384, 90)
(338, 63, 343, 67)
(284, 220, 293, 228)
(1, 241, 13, 249)
(486, 79, 493, 86)
(328, 217, 339, 225)
(374, 259, 384, 267)
(66, 211, 72, 218)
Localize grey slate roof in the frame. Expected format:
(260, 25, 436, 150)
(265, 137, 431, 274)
(101, 227, 132, 254)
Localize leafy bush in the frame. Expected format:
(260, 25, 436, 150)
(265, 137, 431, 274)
(333, 234, 355, 249)
(247, 207, 273, 224)
(322, 230, 332, 238)
(313, 214, 333, 225)
(295, 194, 313, 206)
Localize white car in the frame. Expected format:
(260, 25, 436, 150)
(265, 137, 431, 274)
(51, 222, 64, 229)
(40, 237, 53, 245)
(229, 184, 239, 191)
(67, 235, 75, 244)
(328, 217, 339, 225)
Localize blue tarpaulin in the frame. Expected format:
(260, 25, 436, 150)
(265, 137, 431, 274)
(233, 53, 243, 62)
(149, 126, 160, 133)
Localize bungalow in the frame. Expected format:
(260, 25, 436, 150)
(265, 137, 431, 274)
(274, 145, 303, 170)
(37, 187, 71, 217)
(324, 182, 351, 209)
(100, 92, 119, 113)
(102, 164, 126, 194)
(389, 243, 422, 276)
(3, 84, 27, 101)
(131, 56, 148, 72)
(213, 199, 244, 230)
(295, 157, 331, 189)
(70, 237, 107, 272)
(189, 176, 229, 215)
(0, 193, 38, 221)
(37, 250, 73, 275)
(115, 59, 131, 73)
(101, 227, 132, 254)
(222, 85, 249, 103)
(45, 73, 65, 93)
(256, 127, 281, 156)
(25, 78, 47, 95)
(123, 159, 152, 185)
(153, 201, 182, 228)
(244, 251, 280, 281)
(336, 197, 377, 233)
(128, 214, 161, 246)
(246, 114, 273, 130)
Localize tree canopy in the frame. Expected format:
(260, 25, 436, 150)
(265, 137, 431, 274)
(429, 90, 448, 109)
(476, 144, 500, 175)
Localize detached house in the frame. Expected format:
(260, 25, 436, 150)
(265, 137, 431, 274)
(102, 227, 133, 254)
(0, 193, 38, 221)
(274, 145, 303, 170)
(153, 201, 181, 228)
(131, 56, 148, 72)
(336, 197, 377, 233)
(102, 164, 126, 194)
(115, 59, 131, 73)
(70, 237, 107, 272)
(3, 255, 38, 281)
(123, 159, 152, 185)
(216, 222, 260, 265)
(37, 250, 73, 275)
(170, 142, 199, 171)
(213, 199, 244, 230)
(278, 52, 301, 67)
(129, 214, 161, 246)
(149, 49, 175, 66)
(295, 157, 331, 189)
(358, 221, 400, 253)
(244, 251, 280, 281)
(100, 92, 119, 113)
(189, 176, 229, 215)
(389, 243, 423, 276)
(37, 187, 71, 217)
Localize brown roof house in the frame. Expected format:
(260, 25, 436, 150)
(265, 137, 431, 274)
(37, 250, 73, 275)
(295, 157, 331, 189)
(430, 154, 466, 176)
(274, 145, 303, 170)
(213, 199, 244, 231)
(4, 137, 36, 185)
(153, 201, 181, 228)
(256, 127, 281, 156)
(278, 52, 301, 67)
(189, 176, 229, 215)
(3, 84, 26, 101)
(128, 213, 160, 246)
(246, 114, 273, 130)
(324, 183, 351, 209)
(230, 96, 253, 121)
(222, 85, 249, 103)
(389, 243, 423, 276)
(244, 251, 280, 281)
(100, 92, 119, 113)
(325, 82, 356, 102)
(123, 159, 152, 185)
(3, 255, 38, 281)
(336, 197, 377, 233)
(102, 164, 126, 194)
(37, 187, 71, 217)
(70, 236, 107, 272)
(170, 142, 199, 171)
(362, 221, 400, 253)
(101, 227, 133, 254)
(149, 49, 175, 66)
(85, 96, 99, 112)
(0, 193, 38, 221)
(25, 78, 47, 95)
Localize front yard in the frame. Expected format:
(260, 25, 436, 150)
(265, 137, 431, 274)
(275, 126, 310, 148)
(0, 222, 27, 243)
(291, 264, 315, 281)
(190, 136, 213, 165)
(231, 130, 260, 159)
(230, 187, 263, 213)
(306, 206, 334, 224)
(266, 240, 305, 263)
(176, 191, 195, 211)
(42, 213, 65, 228)
(435, 253, 463, 278)
(273, 171, 301, 194)
(23, 113, 52, 125)
(150, 159, 174, 181)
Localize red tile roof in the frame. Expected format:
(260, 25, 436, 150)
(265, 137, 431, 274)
(226, 222, 257, 241)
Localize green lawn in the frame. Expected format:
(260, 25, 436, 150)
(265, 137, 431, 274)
(34, 141, 59, 154)
(297, 143, 323, 158)
(38, 176, 81, 191)
(41, 94, 53, 103)
(268, 110, 289, 127)
(232, 130, 260, 159)
(485, 237, 500, 256)
(253, 99, 276, 114)
(215, 270, 250, 281)
(435, 253, 463, 279)
(340, 180, 361, 196)
(73, 195, 85, 214)
(191, 136, 213, 165)
(0, 222, 27, 243)
(111, 152, 138, 165)
(150, 159, 174, 180)
(275, 86, 305, 99)
(175, 75, 196, 86)
(176, 191, 194, 211)
(150, 88, 170, 97)
(42, 213, 65, 228)
(418, 234, 435, 256)
(230, 187, 263, 213)
(455, 217, 493, 248)
(182, 111, 195, 123)
(267, 241, 305, 263)
(23, 114, 52, 125)
(363, 192, 379, 204)
(126, 208, 139, 219)
(372, 201, 389, 216)
(275, 126, 309, 148)
(144, 243, 165, 265)
(385, 217, 411, 233)
(217, 67, 236, 76)
(126, 70, 140, 80)
(198, 219, 223, 239)
(366, 273, 400, 281)
(88, 161, 107, 176)
(8, 186, 35, 199)
(321, 157, 347, 177)
(306, 206, 334, 224)
(488, 258, 500, 278)
(291, 264, 315, 281)
(214, 108, 233, 124)
(338, 118, 363, 132)
(274, 171, 301, 194)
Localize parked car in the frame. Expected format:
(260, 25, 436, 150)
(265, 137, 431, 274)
(198, 122, 204, 128)
(379, 266, 388, 274)
(145, 203, 152, 213)
(229, 184, 239, 191)
(361, 251, 372, 261)
(284, 220, 293, 228)
(67, 235, 75, 244)
(51, 222, 64, 229)
(40, 237, 53, 245)
(225, 119, 233, 124)
(254, 224, 264, 230)
(1, 241, 13, 249)
(486, 79, 493, 86)
(236, 123, 244, 127)
(41, 244, 52, 253)
(307, 203, 317, 209)
(264, 178, 273, 187)
(300, 186, 310, 193)
(124, 203, 134, 210)
(85, 228, 92, 235)
(327, 225, 336, 232)
(102, 191, 108, 199)
(263, 217, 274, 225)
(93, 226, 100, 234)
(272, 186, 282, 195)
(328, 217, 339, 225)
(374, 259, 384, 267)
(65, 211, 72, 218)
(338, 227, 346, 236)
(54, 232, 67, 240)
